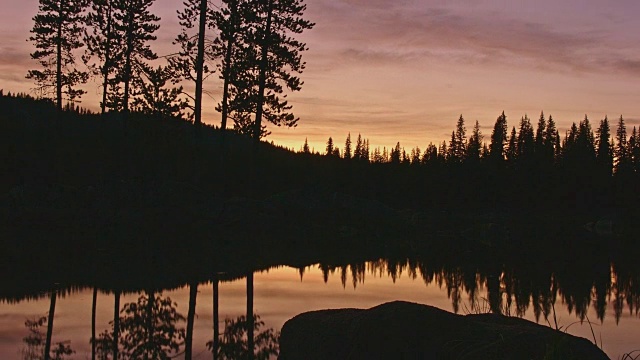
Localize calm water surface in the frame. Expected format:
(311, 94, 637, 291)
(1, 262, 639, 359)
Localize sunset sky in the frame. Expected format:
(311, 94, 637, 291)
(2, 0, 640, 151)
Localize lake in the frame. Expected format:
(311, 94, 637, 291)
(1, 257, 638, 359)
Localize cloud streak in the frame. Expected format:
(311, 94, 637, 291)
(306, 1, 640, 77)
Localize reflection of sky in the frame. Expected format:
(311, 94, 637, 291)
(0, 265, 637, 359)
(2, 1, 640, 150)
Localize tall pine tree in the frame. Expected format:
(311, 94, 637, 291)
(28, 0, 90, 111)
(596, 116, 613, 176)
(112, 0, 160, 115)
(250, 0, 314, 141)
(467, 120, 483, 162)
(171, 0, 214, 126)
(615, 115, 629, 174)
(489, 111, 508, 162)
(84, 0, 122, 113)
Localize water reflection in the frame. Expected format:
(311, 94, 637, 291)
(3, 254, 640, 359)
(307, 256, 640, 326)
(93, 291, 186, 359)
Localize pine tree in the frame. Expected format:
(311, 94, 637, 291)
(628, 127, 639, 173)
(171, 0, 214, 125)
(615, 115, 629, 174)
(544, 115, 558, 163)
(535, 111, 546, 154)
(596, 116, 613, 176)
(353, 134, 363, 160)
(325, 136, 334, 156)
(447, 131, 456, 161)
(250, 0, 315, 140)
(423, 143, 438, 164)
(28, 0, 90, 111)
(452, 115, 467, 161)
(344, 133, 352, 160)
(302, 137, 310, 154)
(85, 0, 122, 114)
(467, 120, 482, 162)
(130, 65, 188, 120)
(372, 147, 382, 163)
(516, 115, 535, 161)
(576, 115, 596, 162)
(390, 142, 401, 164)
(364, 139, 370, 162)
(112, 0, 160, 115)
(410, 146, 421, 165)
(490, 111, 508, 161)
(507, 126, 517, 163)
(438, 141, 448, 163)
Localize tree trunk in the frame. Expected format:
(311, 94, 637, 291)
(122, 5, 134, 117)
(213, 276, 219, 360)
(246, 273, 254, 360)
(100, 0, 113, 115)
(112, 290, 121, 360)
(253, 0, 273, 145)
(91, 287, 98, 360)
(185, 283, 198, 360)
(56, 4, 63, 112)
(194, 0, 207, 128)
(220, 0, 237, 133)
(44, 288, 57, 360)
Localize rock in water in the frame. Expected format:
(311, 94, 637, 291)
(279, 301, 608, 360)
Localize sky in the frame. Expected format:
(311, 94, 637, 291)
(2, 0, 640, 152)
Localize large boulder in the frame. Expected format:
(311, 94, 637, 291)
(279, 301, 608, 360)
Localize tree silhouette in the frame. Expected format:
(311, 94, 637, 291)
(27, 0, 90, 111)
(84, 0, 121, 114)
(516, 114, 534, 163)
(130, 64, 188, 120)
(250, 0, 315, 141)
(467, 120, 482, 162)
(628, 126, 639, 173)
(95, 291, 186, 360)
(506, 126, 517, 163)
(449, 115, 467, 162)
(211, 0, 254, 135)
(344, 133, 352, 160)
(353, 134, 363, 160)
(171, 0, 213, 126)
(615, 115, 629, 173)
(185, 283, 198, 360)
(489, 112, 508, 162)
(325, 137, 334, 156)
(21, 316, 74, 360)
(544, 115, 559, 163)
(111, 0, 160, 116)
(596, 116, 613, 176)
(207, 315, 279, 360)
(91, 287, 98, 360)
(534, 112, 546, 155)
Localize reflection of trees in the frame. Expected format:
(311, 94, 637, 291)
(44, 289, 57, 360)
(21, 316, 74, 360)
(94, 291, 185, 359)
(207, 315, 279, 360)
(316, 256, 639, 324)
(185, 283, 198, 360)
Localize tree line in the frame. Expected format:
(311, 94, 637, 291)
(27, 0, 314, 141)
(315, 112, 640, 175)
